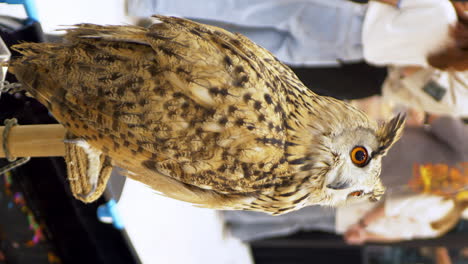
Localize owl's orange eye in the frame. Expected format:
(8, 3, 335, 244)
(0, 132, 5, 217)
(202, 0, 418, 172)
(348, 190, 363, 197)
(350, 146, 368, 167)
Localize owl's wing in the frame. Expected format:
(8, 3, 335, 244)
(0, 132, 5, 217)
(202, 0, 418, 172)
(10, 16, 296, 203)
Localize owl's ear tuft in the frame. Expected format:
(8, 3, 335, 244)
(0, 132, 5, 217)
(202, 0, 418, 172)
(374, 113, 406, 157)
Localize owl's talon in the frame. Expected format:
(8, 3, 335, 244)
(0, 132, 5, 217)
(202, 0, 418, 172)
(77, 182, 97, 200)
(0, 81, 23, 94)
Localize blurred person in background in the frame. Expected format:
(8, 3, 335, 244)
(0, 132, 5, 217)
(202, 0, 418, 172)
(223, 174, 468, 244)
(128, 0, 458, 68)
(378, 2, 468, 119)
(342, 187, 468, 245)
(128, 0, 467, 103)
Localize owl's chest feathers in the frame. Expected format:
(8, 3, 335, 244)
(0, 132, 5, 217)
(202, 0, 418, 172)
(238, 102, 331, 214)
(240, 155, 327, 214)
(241, 168, 322, 214)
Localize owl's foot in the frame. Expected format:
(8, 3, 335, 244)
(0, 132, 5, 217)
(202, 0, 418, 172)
(0, 81, 22, 94)
(64, 133, 113, 203)
(77, 181, 97, 200)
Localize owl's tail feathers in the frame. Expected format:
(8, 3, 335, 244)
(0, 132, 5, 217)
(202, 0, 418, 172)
(61, 23, 150, 46)
(7, 42, 62, 105)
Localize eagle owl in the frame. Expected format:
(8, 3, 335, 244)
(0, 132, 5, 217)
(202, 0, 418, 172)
(8, 16, 405, 215)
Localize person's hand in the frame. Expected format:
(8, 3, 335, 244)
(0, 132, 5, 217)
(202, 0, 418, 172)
(406, 108, 425, 126)
(425, 113, 440, 124)
(401, 66, 423, 77)
(344, 227, 367, 245)
(345, 223, 363, 234)
(344, 224, 367, 245)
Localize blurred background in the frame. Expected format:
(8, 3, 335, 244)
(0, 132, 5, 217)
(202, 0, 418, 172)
(0, 0, 467, 263)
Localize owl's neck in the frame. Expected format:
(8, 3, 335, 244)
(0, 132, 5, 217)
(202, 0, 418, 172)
(281, 88, 371, 191)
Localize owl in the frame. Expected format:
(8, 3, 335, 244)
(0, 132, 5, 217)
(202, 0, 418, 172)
(8, 16, 405, 215)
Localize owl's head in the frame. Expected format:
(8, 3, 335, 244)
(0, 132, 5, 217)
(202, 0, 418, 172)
(305, 113, 406, 207)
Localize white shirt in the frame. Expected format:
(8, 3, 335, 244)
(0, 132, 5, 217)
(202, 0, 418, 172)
(362, 0, 457, 67)
(382, 67, 468, 117)
(336, 193, 454, 240)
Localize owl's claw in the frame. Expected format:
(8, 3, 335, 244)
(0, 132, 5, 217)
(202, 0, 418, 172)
(0, 81, 22, 94)
(77, 182, 97, 200)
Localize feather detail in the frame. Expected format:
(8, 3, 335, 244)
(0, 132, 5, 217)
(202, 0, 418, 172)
(8, 16, 404, 214)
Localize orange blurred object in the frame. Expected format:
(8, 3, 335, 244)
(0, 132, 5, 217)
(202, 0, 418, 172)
(408, 162, 468, 198)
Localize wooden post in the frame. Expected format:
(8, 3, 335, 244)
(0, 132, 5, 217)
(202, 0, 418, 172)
(0, 124, 66, 158)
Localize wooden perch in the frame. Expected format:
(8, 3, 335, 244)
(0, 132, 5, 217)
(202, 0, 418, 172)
(0, 124, 66, 158)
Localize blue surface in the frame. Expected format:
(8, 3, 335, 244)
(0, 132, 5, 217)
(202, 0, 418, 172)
(97, 199, 125, 230)
(1, 0, 39, 22)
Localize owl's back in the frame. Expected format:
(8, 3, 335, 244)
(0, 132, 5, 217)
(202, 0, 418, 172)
(9, 16, 314, 205)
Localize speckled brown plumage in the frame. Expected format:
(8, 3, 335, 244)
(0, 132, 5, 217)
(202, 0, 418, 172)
(8, 16, 405, 215)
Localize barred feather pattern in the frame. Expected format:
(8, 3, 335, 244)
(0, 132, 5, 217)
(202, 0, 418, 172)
(8, 16, 403, 214)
